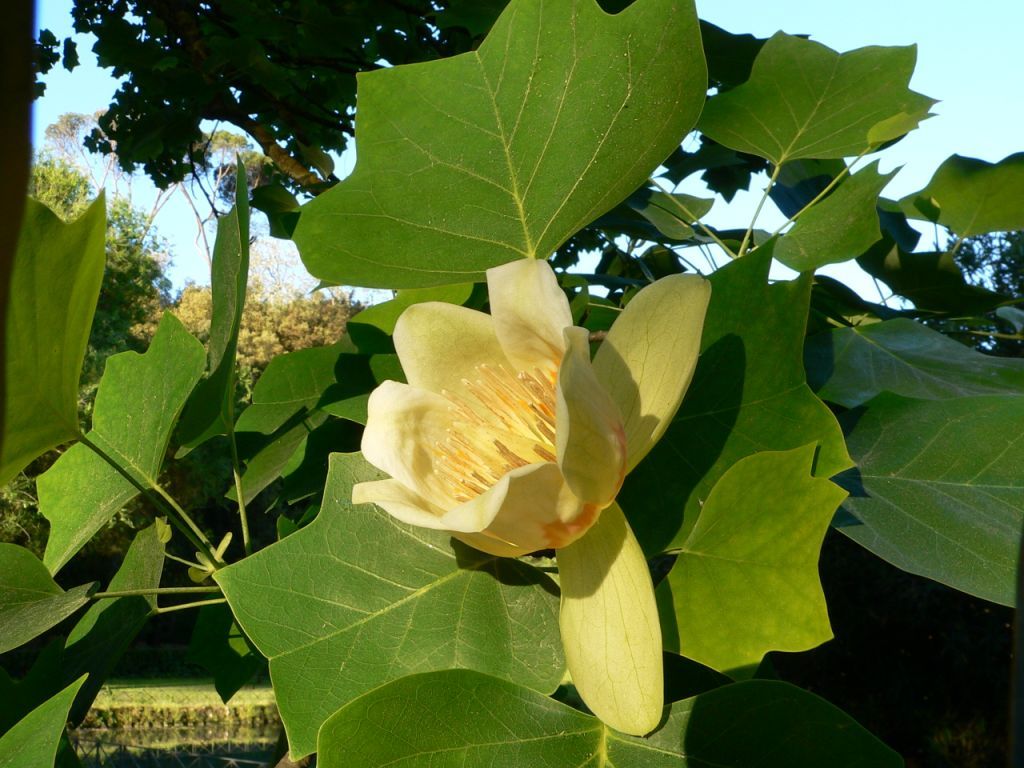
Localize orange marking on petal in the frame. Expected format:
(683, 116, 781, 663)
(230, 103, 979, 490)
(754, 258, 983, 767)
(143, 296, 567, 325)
(544, 503, 601, 549)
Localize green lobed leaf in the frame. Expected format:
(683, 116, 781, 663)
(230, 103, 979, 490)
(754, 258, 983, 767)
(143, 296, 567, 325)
(230, 414, 328, 506)
(774, 162, 895, 272)
(856, 239, 1007, 314)
(660, 445, 845, 676)
(62, 521, 166, 723)
(317, 670, 901, 767)
(185, 603, 265, 704)
(770, 158, 843, 212)
(837, 394, 1024, 606)
(347, 284, 476, 352)
(0, 545, 93, 655)
(176, 164, 251, 452)
(38, 313, 205, 574)
(662, 136, 770, 202)
(0, 640, 65, 735)
(0, 677, 85, 768)
(294, 0, 707, 287)
(216, 452, 564, 758)
(234, 344, 352, 436)
(0, 197, 105, 486)
(619, 243, 852, 554)
(901, 152, 1024, 237)
(807, 318, 1024, 407)
(594, 188, 714, 244)
(699, 20, 767, 90)
(229, 341, 375, 504)
(700, 32, 934, 164)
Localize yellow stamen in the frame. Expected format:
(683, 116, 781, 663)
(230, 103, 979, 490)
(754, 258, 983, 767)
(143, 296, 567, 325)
(435, 363, 557, 502)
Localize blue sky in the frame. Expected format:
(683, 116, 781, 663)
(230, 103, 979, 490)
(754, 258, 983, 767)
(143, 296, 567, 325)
(33, 0, 1024, 292)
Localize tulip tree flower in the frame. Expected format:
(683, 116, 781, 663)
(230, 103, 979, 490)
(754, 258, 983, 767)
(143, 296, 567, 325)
(354, 258, 710, 736)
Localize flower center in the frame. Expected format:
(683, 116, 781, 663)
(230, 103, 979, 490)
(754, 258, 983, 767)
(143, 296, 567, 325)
(434, 363, 558, 503)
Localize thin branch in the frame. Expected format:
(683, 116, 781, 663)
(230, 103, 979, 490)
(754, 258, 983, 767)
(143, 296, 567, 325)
(768, 147, 872, 241)
(177, 183, 213, 271)
(650, 176, 737, 258)
(154, 598, 227, 615)
(76, 433, 222, 568)
(966, 330, 1024, 341)
(93, 586, 221, 599)
(226, 421, 252, 556)
(740, 162, 782, 257)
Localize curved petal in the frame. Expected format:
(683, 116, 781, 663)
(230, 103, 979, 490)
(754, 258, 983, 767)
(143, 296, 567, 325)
(352, 478, 450, 529)
(593, 274, 710, 472)
(359, 380, 455, 507)
(555, 327, 626, 506)
(487, 259, 572, 372)
(445, 462, 593, 556)
(356, 462, 595, 557)
(393, 302, 510, 395)
(353, 478, 529, 558)
(557, 501, 663, 736)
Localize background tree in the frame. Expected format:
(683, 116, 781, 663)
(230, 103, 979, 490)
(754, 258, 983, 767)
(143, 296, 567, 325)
(958, 231, 1024, 298)
(35, 0, 505, 192)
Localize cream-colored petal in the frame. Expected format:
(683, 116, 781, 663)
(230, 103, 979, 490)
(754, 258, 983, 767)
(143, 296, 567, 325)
(353, 477, 527, 558)
(444, 462, 593, 556)
(359, 462, 594, 557)
(359, 380, 454, 506)
(557, 501, 663, 736)
(393, 302, 510, 395)
(352, 478, 450, 530)
(593, 274, 710, 473)
(487, 259, 572, 371)
(555, 327, 626, 507)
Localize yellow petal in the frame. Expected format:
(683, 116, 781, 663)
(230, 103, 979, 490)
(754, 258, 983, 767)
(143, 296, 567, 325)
(593, 274, 710, 473)
(557, 501, 663, 736)
(352, 478, 450, 529)
(393, 302, 509, 395)
(487, 259, 572, 371)
(357, 463, 594, 557)
(448, 462, 591, 556)
(555, 327, 626, 506)
(359, 380, 454, 506)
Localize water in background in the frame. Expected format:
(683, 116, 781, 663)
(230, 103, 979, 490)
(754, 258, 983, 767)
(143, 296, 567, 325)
(70, 725, 278, 767)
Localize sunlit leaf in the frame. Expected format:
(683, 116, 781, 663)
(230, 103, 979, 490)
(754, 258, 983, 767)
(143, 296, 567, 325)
(619, 244, 851, 554)
(216, 452, 564, 758)
(0, 197, 105, 486)
(0, 677, 85, 768)
(347, 284, 476, 352)
(807, 318, 1024, 407)
(294, 0, 706, 287)
(661, 445, 844, 676)
(62, 521, 166, 723)
(186, 603, 265, 704)
(317, 670, 900, 767)
(0, 545, 93, 655)
(38, 314, 205, 574)
(700, 32, 934, 164)
(774, 162, 895, 272)
(176, 164, 251, 452)
(234, 344, 351, 436)
(901, 152, 1024, 237)
(838, 393, 1024, 605)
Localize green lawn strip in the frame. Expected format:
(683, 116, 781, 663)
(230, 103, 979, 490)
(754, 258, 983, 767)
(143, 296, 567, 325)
(79, 679, 277, 730)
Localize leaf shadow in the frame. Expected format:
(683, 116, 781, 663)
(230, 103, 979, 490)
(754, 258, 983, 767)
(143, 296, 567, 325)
(451, 539, 560, 598)
(617, 333, 745, 553)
